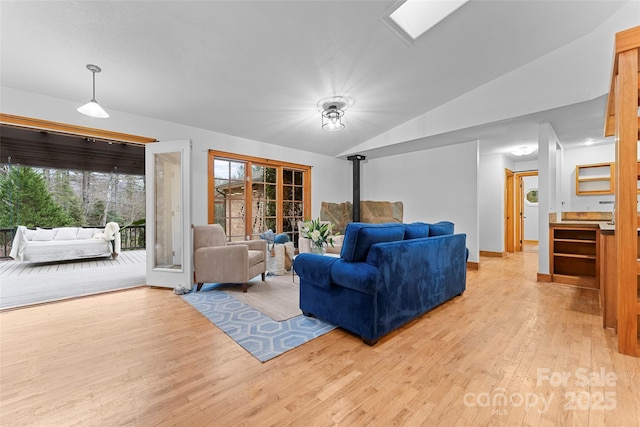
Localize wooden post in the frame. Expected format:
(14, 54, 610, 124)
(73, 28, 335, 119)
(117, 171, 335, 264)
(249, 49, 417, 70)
(612, 28, 639, 357)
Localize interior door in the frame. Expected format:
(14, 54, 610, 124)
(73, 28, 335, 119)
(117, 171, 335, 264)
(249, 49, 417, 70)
(145, 140, 192, 289)
(505, 169, 515, 252)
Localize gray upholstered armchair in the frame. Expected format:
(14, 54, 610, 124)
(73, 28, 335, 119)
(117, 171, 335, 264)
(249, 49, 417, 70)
(193, 224, 267, 292)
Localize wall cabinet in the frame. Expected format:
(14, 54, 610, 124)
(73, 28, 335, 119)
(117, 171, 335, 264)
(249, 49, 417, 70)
(549, 225, 599, 289)
(575, 163, 614, 195)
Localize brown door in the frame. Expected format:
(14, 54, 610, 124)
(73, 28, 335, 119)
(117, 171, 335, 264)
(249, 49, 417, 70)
(505, 169, 515, 252)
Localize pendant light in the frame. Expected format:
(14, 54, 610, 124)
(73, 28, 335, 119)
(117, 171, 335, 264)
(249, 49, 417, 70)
(77, 64, 109, 118)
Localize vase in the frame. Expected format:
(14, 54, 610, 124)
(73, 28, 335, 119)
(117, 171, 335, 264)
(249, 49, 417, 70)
(310, 243, 326, 255)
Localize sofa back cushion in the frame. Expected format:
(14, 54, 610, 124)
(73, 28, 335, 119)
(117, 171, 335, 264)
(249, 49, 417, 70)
(428, 221, 454, 236)
(33, 228, 57, 241)
(53, 227, 79, 240)
(77, 228, 100, 239)
(24, 229, 36, 241)
(404, 222, 430, 240)
(340, 223, 406, 262)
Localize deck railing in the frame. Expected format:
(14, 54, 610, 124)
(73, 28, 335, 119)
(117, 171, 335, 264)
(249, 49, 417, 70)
(0, 225, 146, 259)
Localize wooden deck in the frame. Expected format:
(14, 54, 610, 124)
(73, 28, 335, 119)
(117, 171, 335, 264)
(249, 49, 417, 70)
(0, 250, 146, 310)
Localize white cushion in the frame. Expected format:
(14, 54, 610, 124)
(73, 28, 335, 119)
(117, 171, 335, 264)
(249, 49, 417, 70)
(24, 229, 36, 241)
(77, 228, 99, 239)
(32, 228, 57, 241)
(53, 227, 79, 241)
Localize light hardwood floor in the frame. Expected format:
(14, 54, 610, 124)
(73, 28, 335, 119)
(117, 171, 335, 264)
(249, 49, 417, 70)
(1, 251, 638, 426)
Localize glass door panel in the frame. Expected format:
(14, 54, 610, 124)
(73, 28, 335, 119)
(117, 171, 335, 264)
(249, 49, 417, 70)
(251, 165, 277, 238)
(212, 159, 246, 241)
(154, 152, 182, 268)
(283, 168, 305, 245)
(145, 139, 191, 289)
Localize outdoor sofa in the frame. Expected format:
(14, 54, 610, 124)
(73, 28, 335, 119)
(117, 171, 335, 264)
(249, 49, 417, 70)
(293, 221, 467, 345)
(9, 222, 121, 263)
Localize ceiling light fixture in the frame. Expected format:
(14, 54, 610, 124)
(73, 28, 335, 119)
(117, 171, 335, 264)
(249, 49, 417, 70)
(77, 64, 109, 119)
(511, 146, 536, 156)
(317, 96, 352, 132)
(322, 105, 344, 131)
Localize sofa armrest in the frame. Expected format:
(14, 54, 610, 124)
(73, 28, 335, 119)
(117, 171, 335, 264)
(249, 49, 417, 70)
(293, 253, 339, 289)
(113, 231, 121, 255)
(9, 226, 28, 261)
(329, 260, 378, 295)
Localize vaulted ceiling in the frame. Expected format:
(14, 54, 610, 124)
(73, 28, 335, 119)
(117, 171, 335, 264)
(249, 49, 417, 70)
(0, 1, 635, 160)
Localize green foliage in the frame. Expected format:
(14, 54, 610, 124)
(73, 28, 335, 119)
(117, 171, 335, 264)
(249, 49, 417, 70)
(107, 211, 125, 226)
(48, 170, 87, 225)
(0, 166, 73, 228)
(86, 200, 106, 226)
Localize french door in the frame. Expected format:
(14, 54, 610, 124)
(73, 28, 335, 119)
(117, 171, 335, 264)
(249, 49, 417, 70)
(145, 140, 192, 289)
(208, 151, 310, 244)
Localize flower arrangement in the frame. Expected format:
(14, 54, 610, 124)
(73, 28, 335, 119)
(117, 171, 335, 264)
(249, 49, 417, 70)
(300, 218, 339, 254)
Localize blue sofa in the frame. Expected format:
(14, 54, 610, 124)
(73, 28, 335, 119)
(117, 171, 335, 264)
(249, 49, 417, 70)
(293, 221, 467, 345)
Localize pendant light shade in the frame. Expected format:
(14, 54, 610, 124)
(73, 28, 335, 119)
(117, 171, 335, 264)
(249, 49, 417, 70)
(77, 64, 109, 118)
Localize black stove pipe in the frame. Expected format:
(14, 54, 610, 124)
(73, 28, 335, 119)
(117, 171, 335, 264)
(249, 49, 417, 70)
(347, 155, 366, 222)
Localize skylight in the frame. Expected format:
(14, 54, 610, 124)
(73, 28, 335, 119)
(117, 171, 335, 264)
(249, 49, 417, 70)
(388, 0, 470, 41)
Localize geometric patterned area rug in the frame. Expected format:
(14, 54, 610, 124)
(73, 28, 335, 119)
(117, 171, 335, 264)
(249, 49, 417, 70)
(181, 290, 336, 362)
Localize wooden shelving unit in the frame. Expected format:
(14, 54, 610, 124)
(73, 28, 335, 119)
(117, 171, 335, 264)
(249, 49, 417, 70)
(603, 25, 640, 357)
(550, 226, 599, 289)
(575, 162, 614, 195)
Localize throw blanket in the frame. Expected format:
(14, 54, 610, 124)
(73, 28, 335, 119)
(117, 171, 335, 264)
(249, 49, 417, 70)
(266, 242, 295, 276)
(93, 222, 120, 242)
(9, 227, 28, 261)
(93, 222, 121, 254)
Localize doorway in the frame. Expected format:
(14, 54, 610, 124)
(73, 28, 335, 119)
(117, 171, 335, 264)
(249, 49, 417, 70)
(520, 173, 539, 252)
(505, 169, 515, 252)
(505, 169, 539, 253)
(513, 171, 538, 252)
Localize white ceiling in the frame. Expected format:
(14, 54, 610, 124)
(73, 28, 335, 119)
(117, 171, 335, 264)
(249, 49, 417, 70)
(0, 1, 629, 160)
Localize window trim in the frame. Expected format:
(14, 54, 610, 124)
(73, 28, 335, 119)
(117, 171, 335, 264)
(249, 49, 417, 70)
(207, 150, 311, 237)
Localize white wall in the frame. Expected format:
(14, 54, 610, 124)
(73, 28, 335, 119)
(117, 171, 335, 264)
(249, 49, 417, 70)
(560, 144, 615, 212)
(537, 123, 560, 275)
(360, 140, 479, 263)
(1, 87, 351, 225)
(514, 159, 538, 172)
(478, 154, 506, 253)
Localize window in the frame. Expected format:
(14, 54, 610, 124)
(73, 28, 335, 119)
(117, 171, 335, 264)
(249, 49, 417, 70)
(208, 151, 311, 244)
(525, 189, 538, 205)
